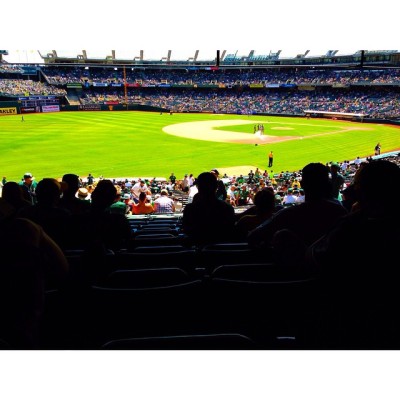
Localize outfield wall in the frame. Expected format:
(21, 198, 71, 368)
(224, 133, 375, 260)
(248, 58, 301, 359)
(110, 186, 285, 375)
(61, 104, 167, 113)
(0, 101, 168, 114)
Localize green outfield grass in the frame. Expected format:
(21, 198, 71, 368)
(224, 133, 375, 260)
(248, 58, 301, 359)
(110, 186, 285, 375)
(1, 111, 399, 182)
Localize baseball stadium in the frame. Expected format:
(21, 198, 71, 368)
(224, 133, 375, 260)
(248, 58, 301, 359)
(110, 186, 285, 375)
(0, 49, 400, 350)
(1, 49, 400, 181)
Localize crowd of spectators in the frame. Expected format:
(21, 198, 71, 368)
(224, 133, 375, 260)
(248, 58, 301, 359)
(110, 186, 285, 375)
(3, 153, 397, 220)
(79, 87, 400, 118)
(0, 152, 399, 349)
(0, 64, 24, 74)
(40, 67, 400, 86)
(0, 79, 66, 96)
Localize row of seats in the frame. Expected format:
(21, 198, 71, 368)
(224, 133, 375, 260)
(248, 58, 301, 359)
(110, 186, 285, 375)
(11, 236, 393, 350)
(10, 241, 395, 350)
(126, 217, 187, 248)
(42, 259, 316, 350)
(63, 242, 272, 282)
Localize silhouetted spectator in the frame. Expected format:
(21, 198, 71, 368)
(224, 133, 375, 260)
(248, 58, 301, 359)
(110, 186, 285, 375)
(18, 178, 71, 248)
(80, 179, 132, 251)
(308, 160, 400, 347)
(0, 181, 31, 217)
(210, 169, 227, 201)
(182, 172, 236, 246)
(235, 188, 276, 239)
(0, 215, 68, 348)
(248, 163, 347, 266)
(59, 173, 91, 216)
(330, 163, 345, 201)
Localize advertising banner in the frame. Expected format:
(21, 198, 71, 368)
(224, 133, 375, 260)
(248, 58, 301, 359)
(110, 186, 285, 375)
(18, 96, 57, 100)
(21, 107, 38, 113)
(0, 107, 17, 116)
(298, 85, 315, 91)
(42, 105, 60, 113)
(21, 67, 38, 75)
(172, 84, 194, 88)
(197, 84, 218, 88)
(332, 83, 349, 88)
(66, 83, 82, 89)
(79, 104, 101, 111)
(249, 84, 264, 88)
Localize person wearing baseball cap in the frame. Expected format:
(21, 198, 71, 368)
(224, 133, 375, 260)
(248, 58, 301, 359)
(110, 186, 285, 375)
(330, 162, 345, 201)
(59, 173, 91, 215)
(19, 172, 38, 204)
(210, 168, 227, 201)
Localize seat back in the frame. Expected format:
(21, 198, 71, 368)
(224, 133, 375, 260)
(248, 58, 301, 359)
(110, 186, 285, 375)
(102, 267, 190, 289)
(115, 249, 199, 275)
(199, 243, 272, 272)
(135, 227, 179, 236)
(101, 333, 257, 350)
(130, 235, 185, 248)
(132, 245, 189, 253)
(206, 263, 316, 347)
(89, 268, 204, 345)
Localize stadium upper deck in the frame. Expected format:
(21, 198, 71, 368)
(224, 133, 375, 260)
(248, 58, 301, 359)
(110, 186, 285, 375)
(37, 49, 400, 68)
(2, 49, 400, 68)
(1, 52, 400, 119)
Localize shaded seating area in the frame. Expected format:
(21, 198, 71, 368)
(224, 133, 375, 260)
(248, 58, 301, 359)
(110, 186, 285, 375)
(3, 221, 399, 350)
(2, 159, 399, 350)
(31, 242, 319, 349)
(203, 263, 317, 348)
(87, 267, 204, 348)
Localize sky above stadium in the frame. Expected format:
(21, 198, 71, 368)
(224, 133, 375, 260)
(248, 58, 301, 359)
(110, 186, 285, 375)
(2, 0, 397, 64)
